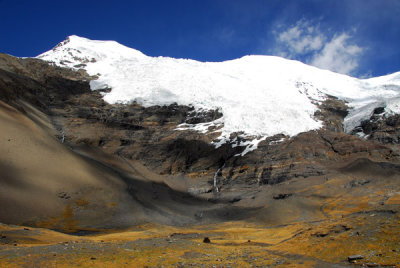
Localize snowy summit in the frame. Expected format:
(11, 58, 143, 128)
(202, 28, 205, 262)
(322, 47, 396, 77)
(38, 35, 400, 154)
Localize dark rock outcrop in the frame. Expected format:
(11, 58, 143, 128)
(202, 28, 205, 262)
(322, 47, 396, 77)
(360, 113, 400, 144)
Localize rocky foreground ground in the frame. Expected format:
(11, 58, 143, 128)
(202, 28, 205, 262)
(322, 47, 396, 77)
(0, 53, 400, 267)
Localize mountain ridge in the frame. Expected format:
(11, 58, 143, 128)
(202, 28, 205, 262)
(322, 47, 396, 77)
(37, 35, 400, 155)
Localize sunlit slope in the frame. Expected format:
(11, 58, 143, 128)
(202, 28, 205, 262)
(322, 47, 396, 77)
(0, 100, 143, 229)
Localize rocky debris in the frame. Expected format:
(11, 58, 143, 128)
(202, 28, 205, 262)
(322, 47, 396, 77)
(203, 237, 211, 243)
(346, 179, 371, 188)
(57, 192, 71, 199)
(228, 197, 241, 203)
(312, 225, 352, 238)
(347, 254, 364, 262)
(188, 186, 213, 195)
(273, 193, 293, 200)
(312, 231, 329, 238)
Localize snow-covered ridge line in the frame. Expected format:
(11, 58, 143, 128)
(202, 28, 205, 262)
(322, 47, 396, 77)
(37, 35, 400, 155)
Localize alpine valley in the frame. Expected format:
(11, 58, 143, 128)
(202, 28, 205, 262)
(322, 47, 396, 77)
(1, 36, 400, 267)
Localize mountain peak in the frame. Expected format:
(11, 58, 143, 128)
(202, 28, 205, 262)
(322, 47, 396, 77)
(38, 35, 147, 65)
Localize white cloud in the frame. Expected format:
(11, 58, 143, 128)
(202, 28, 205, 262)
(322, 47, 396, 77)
(310, 33, 363, 75)
(277, 20, 325, 56)
(271, 20, 363, 76)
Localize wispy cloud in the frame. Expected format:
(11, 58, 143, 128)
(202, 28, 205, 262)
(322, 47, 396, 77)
(310, 33, 363, 75)
(276, 19, 325, 57)
(270, 19, 364, 76)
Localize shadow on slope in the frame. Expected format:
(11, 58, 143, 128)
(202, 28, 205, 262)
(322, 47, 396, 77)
(340, 157, 400, 177)
(0, 99, 259, 234)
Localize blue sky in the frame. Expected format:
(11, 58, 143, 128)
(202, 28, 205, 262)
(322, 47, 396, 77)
(0, 0, 399, 78)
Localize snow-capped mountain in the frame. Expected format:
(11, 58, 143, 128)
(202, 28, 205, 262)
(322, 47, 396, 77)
(37, 35, 400, 152)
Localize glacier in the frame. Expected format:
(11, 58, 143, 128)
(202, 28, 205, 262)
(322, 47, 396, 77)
(37, 35, 400, 154)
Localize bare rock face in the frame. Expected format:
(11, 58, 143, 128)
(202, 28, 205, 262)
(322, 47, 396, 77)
(314, 95, 349, 132)
(0, 52, 399, 196)
(361, 113, 400, 144)
(0, 53, 91, 112)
